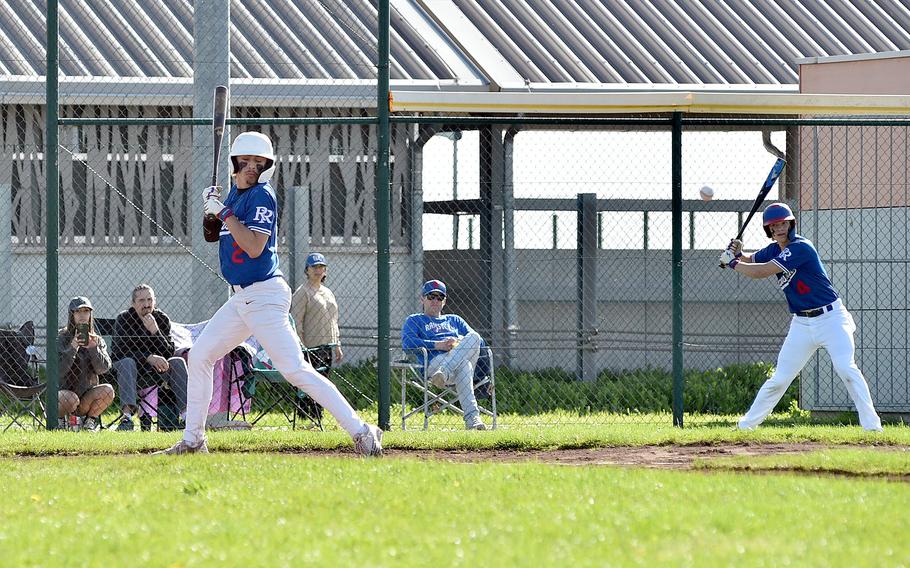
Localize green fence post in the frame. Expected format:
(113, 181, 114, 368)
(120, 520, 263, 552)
(552, 214, 558, 249)
(576, 193, 598, 383)
(376, 0, 391, 430)
(689, 210, 695, 249)
(643, 211, 649, 250)
(45, 0, 60, 429)
(671, 112, 684, 427)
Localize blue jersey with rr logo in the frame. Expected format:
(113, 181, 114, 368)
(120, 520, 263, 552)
(218, 181, 282, 286)
(752, 234, 839, 313)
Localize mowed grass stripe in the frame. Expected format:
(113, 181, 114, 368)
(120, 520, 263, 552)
(0, 419, 907, 457)
(695, 448, 910, 477)
(2, 453, 907, 567)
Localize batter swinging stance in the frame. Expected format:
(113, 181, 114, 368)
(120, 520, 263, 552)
(156, 132, 383, 455)
(719, 203, 883, 432)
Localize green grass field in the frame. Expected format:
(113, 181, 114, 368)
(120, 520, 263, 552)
(4, 451, 908, 567)
(2, 416, 908, 456)
(695, 447, 910, 477)
(2, 419, 909, 567)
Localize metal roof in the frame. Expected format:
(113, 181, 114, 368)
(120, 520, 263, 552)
(428, 0, 910, 89)
(2, 0, 482, 81)
(5, 0, 910, 91)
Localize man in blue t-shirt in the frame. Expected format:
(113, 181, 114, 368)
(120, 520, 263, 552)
(402, 280, 487, 430)
(719, 202, 882, 432)
(155, 132, 382, 456)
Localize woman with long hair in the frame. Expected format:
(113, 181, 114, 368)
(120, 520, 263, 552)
(58, 296, 114, 431)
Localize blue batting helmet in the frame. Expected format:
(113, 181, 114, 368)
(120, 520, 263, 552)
(762, 203, 796, 238)
(305, 253, 327, 268)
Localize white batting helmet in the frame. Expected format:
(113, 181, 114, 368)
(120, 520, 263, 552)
(230, 131, 275, 183)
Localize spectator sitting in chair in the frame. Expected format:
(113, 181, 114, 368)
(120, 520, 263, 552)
(111, 284, 188, 431)
(401, 280, 487, 430)
(58, 297, 114, 431)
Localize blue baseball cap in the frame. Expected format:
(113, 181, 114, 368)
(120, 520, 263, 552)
(305, 253, 327, 267)
(422, 280, 447, 297)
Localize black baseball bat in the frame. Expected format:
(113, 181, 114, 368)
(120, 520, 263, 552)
(211, 85, 228, 187)
(734, 157, 785, 240)
(203, 86, 228, 241)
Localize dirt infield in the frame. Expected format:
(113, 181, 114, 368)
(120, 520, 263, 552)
(387, 443, 900, 471)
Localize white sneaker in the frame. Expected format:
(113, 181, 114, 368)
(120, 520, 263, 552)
(465, 416, 487, 431)
(153, 438, 209, 455)
(83, 416, 101, 432)
(353, 424, 383, 457)
(430, 364, 452, 389)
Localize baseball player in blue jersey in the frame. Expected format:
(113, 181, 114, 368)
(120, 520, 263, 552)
(401, 280, 487, 430)
(156, 132, 383, 455)
(719, 203, 882, 431)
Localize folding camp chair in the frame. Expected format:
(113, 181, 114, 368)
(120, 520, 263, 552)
(228, 344, 333, 430)
(392, 345, 496, 430)
(0, 380, 46, 432)
(0, 321, 45, 431)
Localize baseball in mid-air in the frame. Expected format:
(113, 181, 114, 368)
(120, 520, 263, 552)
(699, 185, 715, 201)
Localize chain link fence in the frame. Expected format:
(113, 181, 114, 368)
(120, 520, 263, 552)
(2, 3, 908, 432)
(391, 121, 787, 429)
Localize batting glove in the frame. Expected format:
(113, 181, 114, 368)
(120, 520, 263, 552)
(728, 238, 743, 255)
(202, 185, 222, 203)
(204, 197, 234, 221)
(718, 248, 738, 268)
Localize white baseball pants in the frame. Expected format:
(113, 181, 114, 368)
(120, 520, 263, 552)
(182, 277, 366, 445)
(427, 331, 482, 424)
(739, 299, 882, 431)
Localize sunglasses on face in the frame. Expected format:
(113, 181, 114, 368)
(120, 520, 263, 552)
(426, 294, 446, 301)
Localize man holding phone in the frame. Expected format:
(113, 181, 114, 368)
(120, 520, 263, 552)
(111, 284, 188, 431)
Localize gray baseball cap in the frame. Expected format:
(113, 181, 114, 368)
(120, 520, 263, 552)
(68, 296, 93, 312)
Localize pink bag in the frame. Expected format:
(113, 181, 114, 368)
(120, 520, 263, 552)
(209, 351, 251, 415)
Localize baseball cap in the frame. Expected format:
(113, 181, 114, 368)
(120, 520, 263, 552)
(421, 280, 447, 297)
(306, 253, 327, 267)
(68, 296, 93, 312)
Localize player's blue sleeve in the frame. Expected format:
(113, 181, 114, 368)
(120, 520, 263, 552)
(770, 241, 810, 272)
(752, 243, 774, 264)
(452, 315, 475, 337)
(243, 189, 277, 236)
(401, 316, 435, 351)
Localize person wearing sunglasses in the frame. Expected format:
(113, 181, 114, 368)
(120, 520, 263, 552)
(401, 279, 487, 430)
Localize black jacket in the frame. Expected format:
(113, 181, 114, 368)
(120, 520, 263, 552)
(111, 307, 176, 375)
